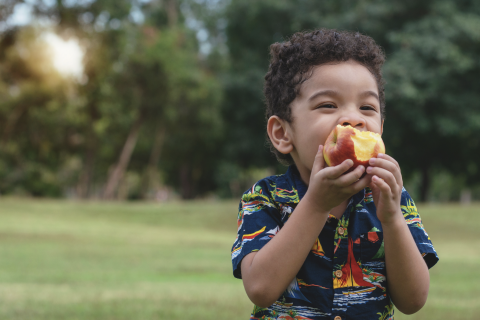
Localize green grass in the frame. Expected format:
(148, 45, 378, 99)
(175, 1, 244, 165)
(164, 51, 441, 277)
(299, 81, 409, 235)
(0, 198, 478, 319)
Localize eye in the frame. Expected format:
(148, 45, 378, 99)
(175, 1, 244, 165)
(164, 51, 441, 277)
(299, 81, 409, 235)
(316, 104, 336, 109)
(360, 105, 377, 111)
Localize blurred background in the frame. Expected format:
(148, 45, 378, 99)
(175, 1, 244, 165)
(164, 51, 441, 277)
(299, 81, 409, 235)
(0, 0, 479, 319)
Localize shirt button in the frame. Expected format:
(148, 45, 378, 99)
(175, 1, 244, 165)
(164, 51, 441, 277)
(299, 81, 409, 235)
(334, 316, 342, 320)
(337, 227, 345, 235)
(335, 270, 343, 278)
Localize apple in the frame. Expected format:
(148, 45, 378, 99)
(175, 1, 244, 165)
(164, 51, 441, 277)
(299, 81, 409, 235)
(323, 125, 385, 173)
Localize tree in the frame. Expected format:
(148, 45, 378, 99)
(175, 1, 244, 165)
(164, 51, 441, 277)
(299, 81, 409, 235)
(0, 25, 80, 196)
(102, 2, 224, 199)
(221, 0, 480, 201)
(0, 0, 223, 199)
(380, 1, 480, 201)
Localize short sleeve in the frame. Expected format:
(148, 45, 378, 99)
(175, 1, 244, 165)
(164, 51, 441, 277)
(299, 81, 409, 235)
(401, 188, 439, 269)
(231, 179, 283, 279)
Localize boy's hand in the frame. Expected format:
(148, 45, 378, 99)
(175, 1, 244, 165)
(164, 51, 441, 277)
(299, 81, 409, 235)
(367, 153, 404, 224)
(303, 145, 371, 214)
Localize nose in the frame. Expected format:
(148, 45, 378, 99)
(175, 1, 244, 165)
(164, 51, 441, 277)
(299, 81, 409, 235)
(338, 114, 365, 130)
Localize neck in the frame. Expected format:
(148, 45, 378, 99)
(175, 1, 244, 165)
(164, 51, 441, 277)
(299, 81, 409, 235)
(294, 164, 311, 188)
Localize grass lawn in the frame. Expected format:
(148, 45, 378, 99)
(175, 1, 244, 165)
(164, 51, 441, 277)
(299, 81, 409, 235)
(0, 198, 478, 319)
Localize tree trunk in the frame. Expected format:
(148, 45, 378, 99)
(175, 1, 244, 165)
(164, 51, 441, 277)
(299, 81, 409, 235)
(103, 114, 144, 200)
(460, 189, 471, 205)
(77, 104, 100, 198)
(180, 163, 194, 199)
(140, 126, 166, 199)
(56, 0, 66, 23)
(77, 127, 96, 198)
(166, 0, 178, 27)
(419, 166, 430, 203)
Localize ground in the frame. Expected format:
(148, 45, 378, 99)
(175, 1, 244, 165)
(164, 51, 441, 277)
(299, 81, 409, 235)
(0, 198, 478, 319)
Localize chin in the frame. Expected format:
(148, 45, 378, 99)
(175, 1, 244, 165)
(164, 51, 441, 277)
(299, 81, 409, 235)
(323, 124, 385, 172)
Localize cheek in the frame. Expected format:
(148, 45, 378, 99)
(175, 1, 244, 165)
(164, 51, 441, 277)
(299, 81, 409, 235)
(367, 119, 383, 134)
(315, 126, 332, 147)
(303, 135, 324, 167)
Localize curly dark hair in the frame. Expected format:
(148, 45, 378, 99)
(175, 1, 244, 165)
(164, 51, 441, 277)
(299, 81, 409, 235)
(264, 29, 386, 165)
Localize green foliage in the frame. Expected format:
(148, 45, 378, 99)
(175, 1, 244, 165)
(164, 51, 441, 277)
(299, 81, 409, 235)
(1, 0, 479, 199)
(221, 0, 480, 200)
(0, 26, 76, 197)
(140, 26, 224, 198)
(382, 1, 480, 187)
(0, 0, 223, 199)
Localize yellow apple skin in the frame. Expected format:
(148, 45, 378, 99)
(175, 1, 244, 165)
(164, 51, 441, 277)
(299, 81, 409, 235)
(323, 125, 385, 173)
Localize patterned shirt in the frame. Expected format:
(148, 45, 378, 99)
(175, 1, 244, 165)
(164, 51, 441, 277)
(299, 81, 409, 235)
(231, 166, 438, 320)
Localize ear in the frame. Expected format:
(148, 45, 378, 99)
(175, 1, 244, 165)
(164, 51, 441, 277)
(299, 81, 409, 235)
(267, 116, 294, 155)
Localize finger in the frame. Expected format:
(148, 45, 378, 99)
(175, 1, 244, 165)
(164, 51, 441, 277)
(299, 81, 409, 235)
(369, 157, 403, 187)
(323, 159, 354, 179)
(371, 175, 392, 194)
(344, 172, 372, 194)
(367, 177, 381, 203)
(312, 145, 326, 174)
(378, 154, 403, 187)
(377, 153, 401, 171)
(334, 165, 366, 187)
(366, 166, 398, 194)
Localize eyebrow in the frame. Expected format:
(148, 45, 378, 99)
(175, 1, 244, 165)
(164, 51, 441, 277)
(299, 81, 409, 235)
(307, 90, 340, 102)
(359, 90, 380, 102)
(307, 89, 380, 102)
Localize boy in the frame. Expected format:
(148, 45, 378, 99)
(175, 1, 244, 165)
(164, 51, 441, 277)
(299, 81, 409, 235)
(231, 29, 438, 320)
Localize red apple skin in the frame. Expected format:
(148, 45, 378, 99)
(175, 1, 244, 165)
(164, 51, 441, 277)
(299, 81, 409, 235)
(323, 125, 384, 173)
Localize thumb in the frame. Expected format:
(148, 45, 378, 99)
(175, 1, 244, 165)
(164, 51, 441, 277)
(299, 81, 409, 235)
(311, 145, 326, 174)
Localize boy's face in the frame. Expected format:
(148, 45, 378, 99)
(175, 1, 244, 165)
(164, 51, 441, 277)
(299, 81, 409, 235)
(283, 60, 383, 184)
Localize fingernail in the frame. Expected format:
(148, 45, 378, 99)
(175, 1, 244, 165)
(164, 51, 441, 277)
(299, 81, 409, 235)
(367, 166, 373, 173)
(358, 165, 364, 171)
(377, 153, 384, 158)
(369, 158, 376, 164)
(347, 159, 353, 166)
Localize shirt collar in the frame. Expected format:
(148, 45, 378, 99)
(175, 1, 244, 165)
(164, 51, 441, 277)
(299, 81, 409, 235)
(272, 165, 302, 204)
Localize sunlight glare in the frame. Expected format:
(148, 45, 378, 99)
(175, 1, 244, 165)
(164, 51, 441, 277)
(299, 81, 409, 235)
(44, 32, 84, 80)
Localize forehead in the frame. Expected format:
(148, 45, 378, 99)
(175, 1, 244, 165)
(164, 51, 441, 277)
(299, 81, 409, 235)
(297, 60, 378, 98)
